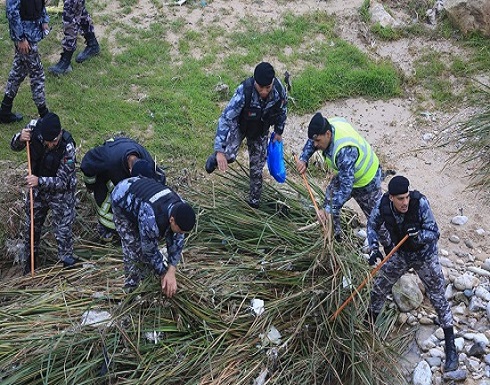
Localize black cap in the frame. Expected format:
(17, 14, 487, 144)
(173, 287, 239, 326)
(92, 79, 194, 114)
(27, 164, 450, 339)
(307, 112, 330, 139)
(37, 112, 61, 141)
(388, 175, 410, 195)
(254, 62, 275, 86)
(131, 159, 155, 178)
(172, 202, 196, 232)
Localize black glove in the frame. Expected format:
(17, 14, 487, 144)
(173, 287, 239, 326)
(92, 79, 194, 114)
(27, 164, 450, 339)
(406, 227, 419, 238)
(368, 249, 383, 266)
(383, 244, 394, 256)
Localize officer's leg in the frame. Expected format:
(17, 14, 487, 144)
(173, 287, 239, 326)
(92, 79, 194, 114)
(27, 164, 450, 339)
(112, 205, 143, 290)
(369, 252, 408, 317)
(25, 45, 48, 117)
(247, 132, 268, 208)
(415, 254, 458, 371)
(50, 192, 76, 266)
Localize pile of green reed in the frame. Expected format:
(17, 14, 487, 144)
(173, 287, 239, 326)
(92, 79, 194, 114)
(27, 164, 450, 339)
(0, 164, 410, 385)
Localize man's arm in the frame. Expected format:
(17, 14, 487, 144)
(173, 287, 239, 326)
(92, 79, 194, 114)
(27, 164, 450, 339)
(213, 85, 246, 152)
(416, 196, 440, 245)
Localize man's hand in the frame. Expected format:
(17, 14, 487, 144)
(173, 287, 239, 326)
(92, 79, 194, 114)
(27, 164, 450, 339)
(272, 133, 282, 142)
(161, 265, 177, 298)
(296, 159, 307, 175)
(20, 128, 32, 143)
(368, 249, 383, 266)
(25, 175, 39, 188)
(17, 39, 30, 55)
(216, 152, 228, 172)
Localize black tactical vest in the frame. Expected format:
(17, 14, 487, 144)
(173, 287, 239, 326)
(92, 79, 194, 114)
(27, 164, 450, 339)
(128, 178, 181, 234)
(30, 131, 75, 177)
(20, 0, 44, 21)
(238, 77, 284, 139)
(380, 190, 424, 252)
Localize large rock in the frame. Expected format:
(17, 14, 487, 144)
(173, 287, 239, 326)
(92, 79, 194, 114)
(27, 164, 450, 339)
(445, 0, 490, 37)
(393, 274, 424, 312)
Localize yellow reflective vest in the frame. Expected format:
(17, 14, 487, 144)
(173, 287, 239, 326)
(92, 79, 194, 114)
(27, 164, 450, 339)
(323, 117, 379, 188)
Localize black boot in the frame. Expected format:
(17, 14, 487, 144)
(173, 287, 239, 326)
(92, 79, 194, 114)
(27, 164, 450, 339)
(37, 105, 49, 118)
(76, 32, 100, 63)
(443, 327, 459, 372)
(48, 50, 74, 75)
(0, 95, 23, 124)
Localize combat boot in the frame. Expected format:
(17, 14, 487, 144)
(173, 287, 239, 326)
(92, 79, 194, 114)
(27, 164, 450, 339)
(76, 32, 100, 63)
(37, 104, 49, 118)
(443, 326, 459, 372)
(0, 95, 23, 124)
(48, 50, 74, 75)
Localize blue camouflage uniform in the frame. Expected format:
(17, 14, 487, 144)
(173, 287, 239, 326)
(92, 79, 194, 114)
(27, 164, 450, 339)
(11, 126, 77, 270)
(213, 77, 287, 207)
(299, 120, 389, 245)
(80, 137, 166, 232)
(367, 191, 453, 328)
(111, 177, 186, 289)
(4, 0, 49, 113)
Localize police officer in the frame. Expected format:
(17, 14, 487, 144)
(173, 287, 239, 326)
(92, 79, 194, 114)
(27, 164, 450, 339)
(0, 0, 50, 124)
(48, 0, 100, 75)
(296, 112, 390, 246)
(367, 175, 458, 372)
(205, 62, 288, 208)
(111, 177, 196, 296)
(80, 137, 166, 242)
(11, 112, 78, 273)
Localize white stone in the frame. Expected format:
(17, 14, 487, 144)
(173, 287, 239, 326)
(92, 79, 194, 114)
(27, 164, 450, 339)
(439, 248, 449, 256)
(429, 348, 445, 358)
(412, 360, 432, 385)
(468, 266, 490, 277)
(473, 333, 489, 346)
(251, 299, 265, 316)
(453, 274, 480, 290)
(356, 229, 367, 238)
(451, 215, 469, 225)
(475, 286, 490, 301)
(455, 337, 465, 352)
(476, 228, 485, 236)
(80, 310, 112, 328)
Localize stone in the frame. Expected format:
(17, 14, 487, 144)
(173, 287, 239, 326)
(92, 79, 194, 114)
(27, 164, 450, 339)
(412, 360, 432, 385)
(445, 0, 490, 37)
(453, 274, 480, 290)
(451, 215, 469, 225)
(393, 274, 424, 312)
(468, 342, 486, 357)
(449, 234, 461, 243)
(442, 369, 467, 381)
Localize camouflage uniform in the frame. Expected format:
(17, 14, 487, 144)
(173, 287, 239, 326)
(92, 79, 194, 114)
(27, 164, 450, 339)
(11, 127, 77, 268)
(111, 177, 186, 289)
(213, 78, 287, 206)
(80, 137, 166, 233)
(61, 0, 95, 52)
(299, 127, 390, 245)
(367, 192, 453, 328)
(3, 0, 49, 112)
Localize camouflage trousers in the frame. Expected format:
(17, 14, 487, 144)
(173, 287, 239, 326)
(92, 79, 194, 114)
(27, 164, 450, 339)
(112, 205, 166, 288)
(221, 128, 268, 207)
(24, 189, 76, 265)
(370, 251, 453, 328)
(61, 0, 95, 51)
(5, 44, 46, 108)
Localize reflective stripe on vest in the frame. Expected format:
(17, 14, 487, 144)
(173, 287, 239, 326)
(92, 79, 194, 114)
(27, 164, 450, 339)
(323, 117, 379, 188)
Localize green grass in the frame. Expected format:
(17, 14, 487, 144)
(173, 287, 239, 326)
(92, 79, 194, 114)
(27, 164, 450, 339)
(0, 7, 402, 165)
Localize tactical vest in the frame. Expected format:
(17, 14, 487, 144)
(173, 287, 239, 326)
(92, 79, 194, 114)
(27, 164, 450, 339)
(20, 0, 44, 21)
(380, 190, 424, 252)
(31, 131, 75, 177)
(323, 118, 379, 188)
(238, 77, 285, 139)
(128, 178, 181, 234)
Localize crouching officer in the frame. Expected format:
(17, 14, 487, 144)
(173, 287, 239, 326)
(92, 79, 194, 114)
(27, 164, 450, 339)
(111, 177, 196, 296)
(366, 175, 458, 372)
(80, 137, 166, 242)
(11, 112, 78, 273)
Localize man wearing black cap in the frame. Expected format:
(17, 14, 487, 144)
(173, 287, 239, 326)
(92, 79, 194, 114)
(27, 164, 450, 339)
(81, 137, 166, 242)
(11, 112, 78, 273)
(205, 61, 288, 208)
(111, 176, 196, 296)
(296, 112, 390, 246)
(366, 175, 458, 372)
